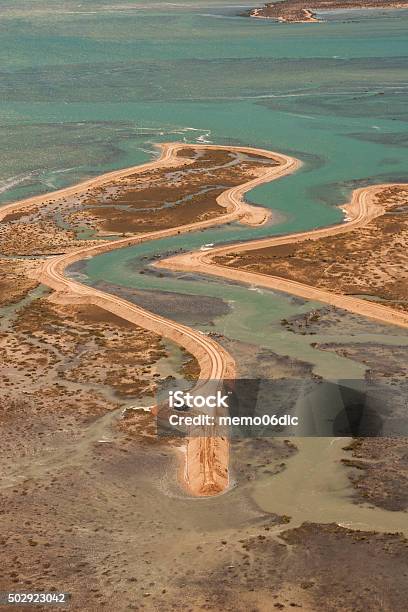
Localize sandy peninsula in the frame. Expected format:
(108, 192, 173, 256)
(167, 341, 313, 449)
(159, 182, 408, 329)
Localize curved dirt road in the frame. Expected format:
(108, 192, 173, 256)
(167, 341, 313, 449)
(159, 183, 408, 329)
(35, 142, 300, 383)
(3, 142, 300, 496)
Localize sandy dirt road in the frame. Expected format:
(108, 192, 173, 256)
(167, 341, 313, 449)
(159, 183, 408, 329)
(3, 142, 300, 496)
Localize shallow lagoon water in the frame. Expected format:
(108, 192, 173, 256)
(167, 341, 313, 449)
(1, 1, 408, 211)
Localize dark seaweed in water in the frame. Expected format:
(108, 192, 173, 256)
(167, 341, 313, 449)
(92, 280, 231, 326)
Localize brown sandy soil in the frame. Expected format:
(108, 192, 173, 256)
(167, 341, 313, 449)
(13, 299, 168, 399)
(0, 289, 189, 510)
(0, 287, 191, 597)
(0, 298, 173, 417)
(2, 393, 407, 612)
(184, 435, 230, 496)
(179, 349, 201, 380)
(249, 0, 408, 22)
(282, 303, 393, 335)
(0, 221, 96, 257)
(0, 380, 290, 611)
(0, 258, 39, 306)
(83, 148, 274, 234)
(186, 522, 408, 610)
(342, 438, 408, 511)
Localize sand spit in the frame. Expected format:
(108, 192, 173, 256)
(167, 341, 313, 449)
(183, 435, 230, 497)
(158, 183, 408, 329)
(2, 142, 299, 497)
(0, 143, 299, 227)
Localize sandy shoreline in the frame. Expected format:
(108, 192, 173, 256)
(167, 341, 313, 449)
(2, 142, 299, 496)
(158, 183, 408, 329)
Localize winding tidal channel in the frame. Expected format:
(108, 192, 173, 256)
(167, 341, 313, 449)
(66, 145, 408, 533)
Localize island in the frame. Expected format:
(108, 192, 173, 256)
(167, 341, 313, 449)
(249, 0, 408, 23)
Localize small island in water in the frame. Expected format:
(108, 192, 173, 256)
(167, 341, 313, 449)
(249, 0, 408, 23)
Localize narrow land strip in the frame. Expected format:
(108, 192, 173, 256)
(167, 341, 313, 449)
(158, 183, 408, 329)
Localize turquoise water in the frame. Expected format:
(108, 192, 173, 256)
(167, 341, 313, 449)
(2, 1, 408, 210)
(3, 1, 408, 374)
